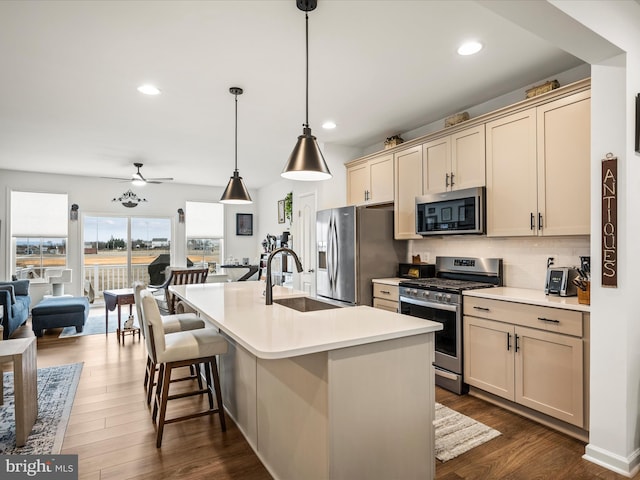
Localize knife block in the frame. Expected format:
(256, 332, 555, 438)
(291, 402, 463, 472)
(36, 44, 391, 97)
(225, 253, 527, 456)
(577, 282, 590, 305)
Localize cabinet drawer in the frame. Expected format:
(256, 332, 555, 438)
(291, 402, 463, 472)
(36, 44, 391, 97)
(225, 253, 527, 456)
(373, 298, 398, 313)
(464, 297, 583, 337)
(373, 283, 399, 301)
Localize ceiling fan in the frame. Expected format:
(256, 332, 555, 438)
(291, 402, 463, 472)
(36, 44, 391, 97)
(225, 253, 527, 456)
(105, 162, 174, 185)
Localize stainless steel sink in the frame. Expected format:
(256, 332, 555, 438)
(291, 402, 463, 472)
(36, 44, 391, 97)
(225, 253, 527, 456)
(273, 296, 341, 312)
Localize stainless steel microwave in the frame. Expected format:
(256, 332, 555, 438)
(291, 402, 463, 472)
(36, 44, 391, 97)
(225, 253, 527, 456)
(416, 187, 485, 235)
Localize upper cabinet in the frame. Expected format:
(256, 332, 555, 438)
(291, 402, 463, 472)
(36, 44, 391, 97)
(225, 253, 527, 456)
(423, 125, 486, 194)
(346, 153, 394, 205)
(394, 146, 423, 239)
(486, 90, 591, 236)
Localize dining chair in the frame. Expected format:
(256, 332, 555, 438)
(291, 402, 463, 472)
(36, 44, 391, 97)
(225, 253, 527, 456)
(140, 289, 228, 447)
(133, 282, 206, 404)
(149, 267, 208, 315)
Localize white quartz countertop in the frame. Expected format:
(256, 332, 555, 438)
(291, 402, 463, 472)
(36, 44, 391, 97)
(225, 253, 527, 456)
(170, 281, 441, 359)
(463, 287, 590, 312)
(371, 277, 404, 286)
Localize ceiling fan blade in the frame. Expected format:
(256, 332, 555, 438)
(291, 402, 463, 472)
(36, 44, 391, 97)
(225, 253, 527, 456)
(101, 176, 132, 181)
(147, 177, 174, 181)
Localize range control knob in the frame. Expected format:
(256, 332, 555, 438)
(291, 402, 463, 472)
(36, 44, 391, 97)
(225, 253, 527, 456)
(445, 294, 451, 303)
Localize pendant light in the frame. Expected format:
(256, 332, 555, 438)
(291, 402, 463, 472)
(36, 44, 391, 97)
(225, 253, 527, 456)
(281, 0, 332, 181)
(220, 87, 253, 204)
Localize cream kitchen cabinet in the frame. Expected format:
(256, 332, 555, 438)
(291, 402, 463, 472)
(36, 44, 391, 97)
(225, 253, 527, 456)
(423, 125, 485, 194)
(463, 296, 586, 429)
(372, 281, 400, 313)
(486, 90, 590, 236)
(347, 153, 394, 205)
(394, 145, 423, 239)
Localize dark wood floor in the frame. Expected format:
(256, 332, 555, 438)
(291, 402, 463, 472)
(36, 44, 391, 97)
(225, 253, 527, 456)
(4, 317, 635, 479)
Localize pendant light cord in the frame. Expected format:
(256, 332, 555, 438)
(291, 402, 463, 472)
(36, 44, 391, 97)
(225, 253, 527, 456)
(305, 12, 309, 129)
(234, 92, 239, 172)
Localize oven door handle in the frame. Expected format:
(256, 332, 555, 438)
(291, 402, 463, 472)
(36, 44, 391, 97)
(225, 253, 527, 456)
(399, 296, 459, 313)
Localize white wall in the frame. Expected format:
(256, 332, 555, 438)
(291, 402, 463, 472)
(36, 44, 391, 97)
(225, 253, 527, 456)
(361, 64, 591, 156)
(548, 0, 640, 475)
(1, 169, 257, 295)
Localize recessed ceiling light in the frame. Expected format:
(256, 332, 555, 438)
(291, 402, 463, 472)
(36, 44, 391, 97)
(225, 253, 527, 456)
(322, 121, 336, 130)
(137, 84, 161, 95)
(457, 41, 483, 56)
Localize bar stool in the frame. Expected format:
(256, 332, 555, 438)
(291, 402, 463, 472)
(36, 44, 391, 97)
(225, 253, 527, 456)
(140, 290, 228, 447)
(133, 282, 206, 404)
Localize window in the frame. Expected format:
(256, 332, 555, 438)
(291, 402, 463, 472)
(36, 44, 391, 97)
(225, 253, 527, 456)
(11, 191, 68, 279)
(185, 201, 224, 269)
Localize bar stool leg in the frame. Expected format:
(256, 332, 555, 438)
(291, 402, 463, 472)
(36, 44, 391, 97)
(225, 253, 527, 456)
(156, 363, 172, 448)
(211, 357, 226, 431)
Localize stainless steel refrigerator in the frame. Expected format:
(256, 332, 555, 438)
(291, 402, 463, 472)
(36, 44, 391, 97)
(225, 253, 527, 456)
(316, 206, 407, 306)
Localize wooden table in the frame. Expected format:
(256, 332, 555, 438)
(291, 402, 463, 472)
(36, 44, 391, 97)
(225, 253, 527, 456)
(0, 337, 38, 446)
(103, 288, 140, 344)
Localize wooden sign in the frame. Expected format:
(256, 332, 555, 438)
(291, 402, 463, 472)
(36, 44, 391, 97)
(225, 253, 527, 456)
(602, 153, 617, 287)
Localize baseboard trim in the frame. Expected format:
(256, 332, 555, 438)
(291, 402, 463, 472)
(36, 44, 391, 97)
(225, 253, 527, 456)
(583, 443, 640, 478)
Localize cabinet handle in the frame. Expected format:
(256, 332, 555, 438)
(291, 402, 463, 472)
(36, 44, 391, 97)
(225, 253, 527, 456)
(538, 212, 543, 230)
(450, 172, 455, 187)
(515, 334, 520, 352)
(507, 332, 511, 351)
(537, 317, 560, 324)
(380, 290, 391, 294)
(473, 306, 490, 311)
(445, 173, 449, 187)
(530, 212, 535, 230)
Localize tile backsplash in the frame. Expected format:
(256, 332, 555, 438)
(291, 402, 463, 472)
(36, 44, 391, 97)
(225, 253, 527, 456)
(410, 236, 590, 290)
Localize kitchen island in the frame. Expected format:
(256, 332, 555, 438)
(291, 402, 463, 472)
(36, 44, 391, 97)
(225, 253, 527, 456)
(170, 281, 441, 480)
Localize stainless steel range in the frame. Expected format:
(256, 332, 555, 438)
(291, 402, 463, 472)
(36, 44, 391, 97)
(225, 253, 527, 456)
(399, 256, 503, 394)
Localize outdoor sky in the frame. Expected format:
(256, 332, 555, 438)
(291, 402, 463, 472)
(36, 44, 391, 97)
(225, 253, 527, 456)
(84, 216, 171, 242)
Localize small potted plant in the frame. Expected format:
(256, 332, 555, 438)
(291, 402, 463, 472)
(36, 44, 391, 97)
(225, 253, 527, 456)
(284, 192, 293, 225)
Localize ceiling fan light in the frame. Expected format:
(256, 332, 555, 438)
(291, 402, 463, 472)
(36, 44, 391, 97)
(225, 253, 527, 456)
(220, 171, 252, 204)
(131, 178, 146, 186)
(281, 127, 332, 181)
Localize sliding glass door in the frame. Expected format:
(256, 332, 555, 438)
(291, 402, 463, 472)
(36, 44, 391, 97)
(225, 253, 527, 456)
(83, 215, 171, 301)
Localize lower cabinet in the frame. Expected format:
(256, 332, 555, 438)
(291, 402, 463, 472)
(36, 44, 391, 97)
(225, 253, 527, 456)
(372, 282, 399, 313)
(463, 297, 586, 428)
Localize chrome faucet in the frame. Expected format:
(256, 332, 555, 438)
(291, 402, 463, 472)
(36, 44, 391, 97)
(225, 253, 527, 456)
(265, 247, 304, 305)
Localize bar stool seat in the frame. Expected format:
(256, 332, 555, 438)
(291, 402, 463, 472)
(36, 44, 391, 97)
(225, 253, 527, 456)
(140, 289, 228, 447)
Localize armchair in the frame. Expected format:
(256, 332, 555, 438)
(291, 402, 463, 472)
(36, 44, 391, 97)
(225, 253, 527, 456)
(0, 280, 31, 339)
(149, 267, 208, 315)
(45, 268, 72, 296)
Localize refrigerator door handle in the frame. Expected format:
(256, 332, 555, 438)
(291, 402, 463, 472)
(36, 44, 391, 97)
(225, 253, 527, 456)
(331, 218, 339, 289)
(327, 216, 333, 292)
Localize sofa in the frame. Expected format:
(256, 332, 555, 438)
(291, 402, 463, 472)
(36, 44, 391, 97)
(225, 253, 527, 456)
(0, 279, 31, 340)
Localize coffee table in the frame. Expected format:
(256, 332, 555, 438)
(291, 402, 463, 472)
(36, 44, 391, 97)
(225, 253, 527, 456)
(103, 288, 140, 344)
(0, 337, 37, 446)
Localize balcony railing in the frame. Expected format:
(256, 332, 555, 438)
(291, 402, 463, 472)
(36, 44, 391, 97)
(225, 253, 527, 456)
(84, 264, 151, 299)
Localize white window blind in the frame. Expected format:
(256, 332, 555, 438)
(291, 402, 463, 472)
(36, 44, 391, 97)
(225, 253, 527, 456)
(11, 191, 68, 237)
(186, 201, 224, 238)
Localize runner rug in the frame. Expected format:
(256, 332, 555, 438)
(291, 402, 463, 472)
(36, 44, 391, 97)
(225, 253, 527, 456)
(0, 362, 83, 454)
(435, 402, 501, 462)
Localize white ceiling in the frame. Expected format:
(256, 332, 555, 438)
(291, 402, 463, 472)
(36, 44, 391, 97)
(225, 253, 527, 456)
(0, 0, 586, 189)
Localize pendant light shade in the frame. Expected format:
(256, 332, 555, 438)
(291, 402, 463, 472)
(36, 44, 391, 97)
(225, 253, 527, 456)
(220, 87, 252, 204)
(281, 0, 332, 182)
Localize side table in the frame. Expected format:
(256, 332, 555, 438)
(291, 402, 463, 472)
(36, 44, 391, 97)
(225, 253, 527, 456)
(0, 337, 37, 446)
(103, 288, 140, 344)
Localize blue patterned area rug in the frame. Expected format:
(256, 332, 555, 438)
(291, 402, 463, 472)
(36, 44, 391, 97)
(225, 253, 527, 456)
(59, 310, 139, 338)
(0, 362, 83, 454)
